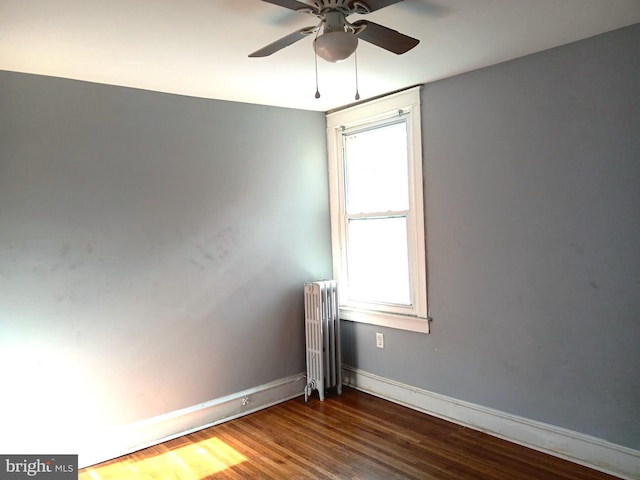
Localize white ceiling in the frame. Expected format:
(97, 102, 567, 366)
(1, 0, 639, 112)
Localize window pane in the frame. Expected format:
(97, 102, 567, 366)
(347, 217, 411, 305)
(344, 121, 408, 214)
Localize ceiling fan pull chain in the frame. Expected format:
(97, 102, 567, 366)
(354, 50, 360, 101)
(314, 24, 321, 99)
(314, 54, 321, 99)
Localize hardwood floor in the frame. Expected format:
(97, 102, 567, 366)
(79, 387, 619, 479)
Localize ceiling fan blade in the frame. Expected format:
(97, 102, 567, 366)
(261, 0, 317, 12)
(353, 0, 405, 13)
(249, 27, 316, 57)
(352, 20, 419, 54)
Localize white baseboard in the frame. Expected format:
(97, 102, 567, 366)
(342, 366, 639, 480)
(80, 373, 306, 469)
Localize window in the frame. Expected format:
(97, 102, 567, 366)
(326, 87, 429, 333)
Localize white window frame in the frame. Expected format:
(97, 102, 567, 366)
(326, 86, 429, 334)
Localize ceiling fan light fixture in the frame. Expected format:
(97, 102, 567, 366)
(314, 30, 358, 63)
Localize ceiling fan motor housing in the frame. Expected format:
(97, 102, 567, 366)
(315, 10, 359, 62)
(323, 10, 348, 33)
(309, 0, 353, 13)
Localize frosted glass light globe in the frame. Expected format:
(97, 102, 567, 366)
(314, 31, 358, 63)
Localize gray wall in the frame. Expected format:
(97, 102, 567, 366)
(0, 72, 331, 453)
(342, 23, 640, 449)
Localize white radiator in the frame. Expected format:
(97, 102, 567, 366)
(304, 280, 342, 402)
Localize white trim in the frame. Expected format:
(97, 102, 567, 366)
(342, 366, 640, 480)
(326, 87, 429, 333)
(327, 86, 422, 128)
(340, 308, 429, 333)
(79, 373, 306, 469)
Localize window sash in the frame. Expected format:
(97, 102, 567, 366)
(343, 119, 409, 215)
(346, 215, 412, 307)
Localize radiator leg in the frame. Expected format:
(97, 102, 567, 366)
(304, 381, 315, 403)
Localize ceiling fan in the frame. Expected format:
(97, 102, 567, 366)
(249, 0, 420, 63)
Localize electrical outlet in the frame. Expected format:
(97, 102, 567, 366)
(376, 332, 384, 349)
(242, 396, 250, 406)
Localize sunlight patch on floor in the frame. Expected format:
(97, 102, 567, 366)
(79, 437, 247, 480)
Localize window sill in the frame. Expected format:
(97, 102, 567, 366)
(339, 307, 430, 334)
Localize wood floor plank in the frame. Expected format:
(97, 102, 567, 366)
(260, 404, 415, 479)
(285, 395, 531, 480)
(79, 387, 620, 480)
(275, 402, 447, 479)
